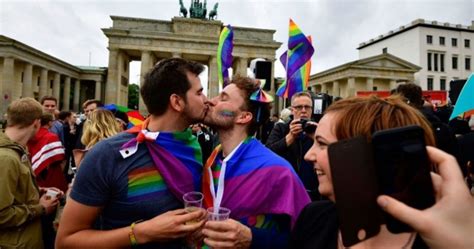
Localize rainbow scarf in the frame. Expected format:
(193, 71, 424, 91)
(121, 119, 203, 200)
(217, 25, 234, 89)
(277, 19, 314, 99)
(202, 137, 310, 228)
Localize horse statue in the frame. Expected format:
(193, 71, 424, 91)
(208, 2, 218, 20)
(179, 0, 187, 17)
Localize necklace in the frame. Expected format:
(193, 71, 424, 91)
(338, 232, 416, 249)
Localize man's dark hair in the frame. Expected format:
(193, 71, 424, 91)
(40, 96, 57, 105)
(232, 76, 271, 136)
(141, 58, 204, 116)
(82, 99, 104, 109)
(58, 111, 72, 121)
(40, 113, 55, 126)
(396, 83, 424, 109)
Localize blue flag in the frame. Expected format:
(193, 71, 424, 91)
(450, 73, 474, 120)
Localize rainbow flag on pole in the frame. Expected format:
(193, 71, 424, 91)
(277, 19, 314, 99)
(217, 25, 234, 89)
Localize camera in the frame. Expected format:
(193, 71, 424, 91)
(299, 118, 317, 133)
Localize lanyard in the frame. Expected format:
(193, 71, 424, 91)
(207, 140, 244, 210)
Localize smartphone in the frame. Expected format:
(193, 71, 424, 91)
(372, 125, 435, 233)
(328, 136, 383, 247)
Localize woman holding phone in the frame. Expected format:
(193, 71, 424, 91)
(289, 95, 473, 248)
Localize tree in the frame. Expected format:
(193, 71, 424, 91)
(128, 84, 139, 110)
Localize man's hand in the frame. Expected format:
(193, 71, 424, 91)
(39, 194, 59, 215)
(134, 208, 207, 244)
(285, 119, 303, 145)
(202, 219, 252, 249)
(377, 146, 474, 249)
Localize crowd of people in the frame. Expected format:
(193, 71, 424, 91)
(0, 57, 473, 249)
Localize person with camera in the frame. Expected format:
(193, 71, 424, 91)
(266, 92, 320, 200)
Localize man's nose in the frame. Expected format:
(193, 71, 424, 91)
(207, 97, 217, 106)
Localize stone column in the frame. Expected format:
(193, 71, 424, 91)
(22, 63, 33, 98)
(95, 81, 101, 100)
(321, 83, 327, 94)
(116, 51, 124, 105)
(332, 81, 340, 96)
(53, 73, 61, 101)
(2, 57, 15, 109)
(234, 57, 248, 77)
(389, 79, 397, 90)
(208, 56, 219, 98)
(73, 79, 80, 111)
(62, 76, 71, 110)
(105, 48, 119, 104)
(139, 50, 153, 114)
(366, 77, 374, 91)
(39, 68, 48, 99)
(347, 77, 355, 97)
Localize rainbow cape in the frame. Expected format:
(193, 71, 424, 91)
(202, 137, 310, 228)
(277, 19, 314, 99)
(217, 25, 234, 89)
(121, 119, 203, 200)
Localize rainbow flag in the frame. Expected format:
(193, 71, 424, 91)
(450, 73, 474, 120)
(277, 19, 314, 99)
(103, 104, 145, 127)
(202, 137, 310, 228)
(122, 119, 203, 199)
(217, 25, 234, 89)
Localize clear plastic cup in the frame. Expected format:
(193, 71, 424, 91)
(207, 207, 231, 221)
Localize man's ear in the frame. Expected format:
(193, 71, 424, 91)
(236, 111, 253, 125)
(31, 119, 41, 130)
(169, 94, 185, 112)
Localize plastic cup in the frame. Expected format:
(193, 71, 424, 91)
(207, 207, 231, 221)
(183, 191, 203, 213)
(45, 189, 59, 200)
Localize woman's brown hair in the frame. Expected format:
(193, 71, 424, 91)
(325, 95, 436, 146)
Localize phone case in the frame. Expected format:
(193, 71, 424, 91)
(328, 136, 383, 247)
(372, 125, 435, 233)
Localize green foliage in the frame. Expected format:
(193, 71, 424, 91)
(128, 84, 139, 110)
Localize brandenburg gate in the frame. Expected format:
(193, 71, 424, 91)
(102, 15, 281, 113)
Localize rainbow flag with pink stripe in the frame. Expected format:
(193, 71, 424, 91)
(202, 137, 310, 228)
(122, 119, 203, 200)
(277, 19, 314, 99)
(217, 25, 234, 89)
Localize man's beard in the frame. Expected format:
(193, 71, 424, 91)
(183, 107, 206, 125)
(203, 111, 234, 131)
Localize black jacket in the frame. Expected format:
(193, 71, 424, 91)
(265, 122, 319, 200)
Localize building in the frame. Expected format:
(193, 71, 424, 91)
(0, 35, 106, 118)
(358, 19, 474, 90)
(309, 53, 421, 98)
(103, 16, 281, 113)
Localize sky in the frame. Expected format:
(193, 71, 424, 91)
(1, 0, 472, 91)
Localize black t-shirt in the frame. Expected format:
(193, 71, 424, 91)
(289, 201, 428, 249)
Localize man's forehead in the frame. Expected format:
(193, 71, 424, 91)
(292, 96, 312, 104)
(85, 103, 97, 110)
(43, 100, 56, 106)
